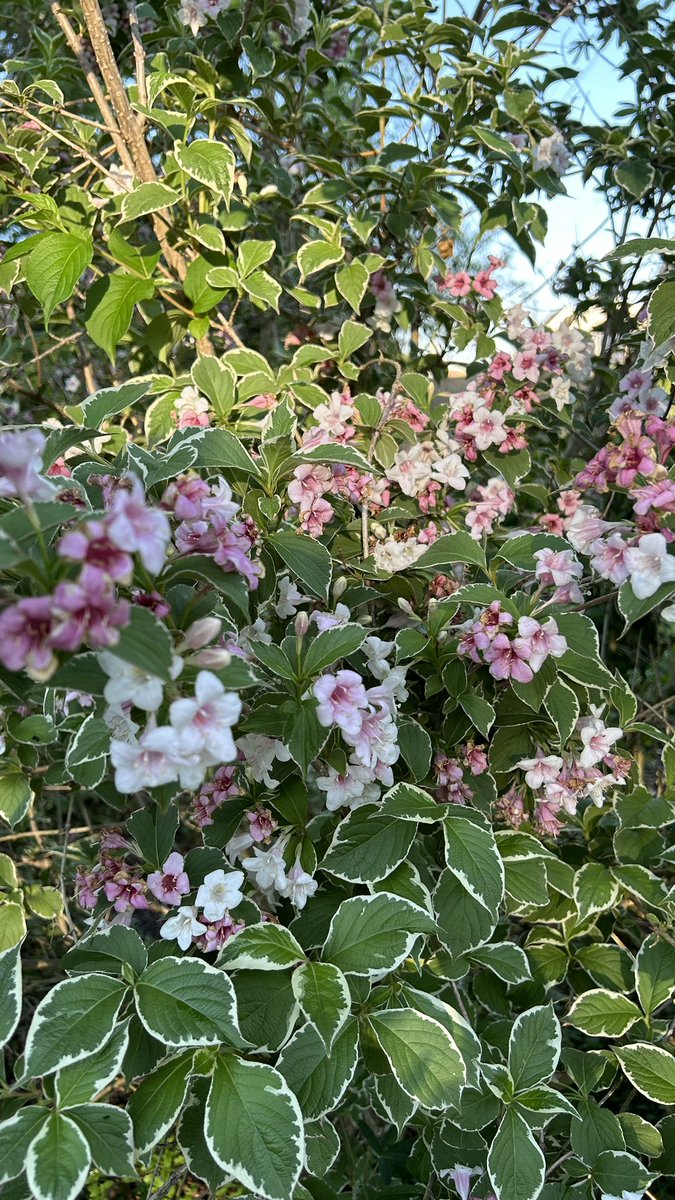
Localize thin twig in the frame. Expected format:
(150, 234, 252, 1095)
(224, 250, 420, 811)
(128, 2, 148, 122)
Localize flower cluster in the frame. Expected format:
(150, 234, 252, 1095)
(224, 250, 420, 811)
(457, 602, 568, 684)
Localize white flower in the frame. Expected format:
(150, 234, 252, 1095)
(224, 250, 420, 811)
(160, 906, 206, 952)
(110, 725, 202, 793)
(103, 704, 139, 743)
(169, 671, 241, 764)
(274, 575, 309, 619)
(311, 603, 351, 632)
(363, 636, 395, 681)
(279, 858, 318, 909)
(661, 603, 675, 623)
(373, 537, 427, 573)
(195, 869, 244, 920)
(431, 450, 470, 490)
(237, 734, 292, 789)
(549, 376, 573, 411)
(316, 763, 380, 811)
(178, 0, 208, 34)
(98, 652, 181, 712)
(242, 840, 288, 897)
(387, 445, 433, 497)
(577, 716, 623, 768)
(225, 827, 255, 863)
(203, 476, 240, 524)
(625, 533, 675, 600)
(239, 617, 272, 649)
(601, 1191, 644, 1200)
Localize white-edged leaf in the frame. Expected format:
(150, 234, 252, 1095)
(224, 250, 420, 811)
(304, 1117, 341, 1177)
(67, 1104, 136, 1177)
(488, 1109, 545, 1200)
(175, 139, 236, 202)
(374, 1073, 417, 1136)
(635, 934, 675, 1016)
(369, 1008, 466, 1111)
(470, 943, 532, 985)
(218, 923, 306, 971)
(615, 1042, 675, 1104)
(303, 624, 368, 675)
(322, 892, 435, 977)
(22, 974, 127, 1079)
(26, 1112, 91, 1200)
(135, 956, 242, 1048)
(573, 862, 619, 920)
(0, 1107, 49, 1185)
(277, 1018, 359, 1120)
(127, 1049, 194, 1155)
(320, 804, 416, 884)
(205, 1056, 304, 1200)
(508, 1004, 560, 1090)
(120, 181, 179, 222)
(55, 1021, 130, 1108)
(443, 812, 504, 916)
(0, 941, 22, 1048)
(269, 531, 332, 601)
(292, 961, 350, 1052)
(567, 988, 642, 1038)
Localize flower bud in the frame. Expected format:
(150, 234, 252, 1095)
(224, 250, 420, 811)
(179, 617, 222, 650)
(295, 611, 309, 638)
(192, 646, 232, 668)
(333, 576, 348, 600)
(372, 522, 387, 539)
(397, 597, 415, 616)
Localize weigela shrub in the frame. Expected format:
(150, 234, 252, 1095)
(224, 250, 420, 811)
(0, 2, 674, 1200)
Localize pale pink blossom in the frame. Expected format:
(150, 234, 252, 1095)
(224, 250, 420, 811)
(577, 716, 623, 768)
(51, 566, 129, 651)
(517, 750, 563, 790)
(279, 858, 318, 909)
(513, 616, 567, 672)
(110, 724, 201, 793)
(625, 532, 675, 599)
(160, 905, 207, 951)
(314, 669, 368, 738)
(169, 670, 241, 764)
(462, 406, 507, 451)
(534, 547, 583, 589)
(0, 428, 56, 501)
(483, 633, 534, 684)
(148, 852, 190, 905)
(0, 596, 57, 679)
(106, 475, 171, 575)
(590, 533, 631, 586)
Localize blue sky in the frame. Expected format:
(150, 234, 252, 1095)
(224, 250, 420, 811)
(443, 4, 648, 317)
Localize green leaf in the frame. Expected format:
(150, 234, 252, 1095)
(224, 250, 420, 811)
(567, 989, 642, 1038)
(292, 961, 350, 1052)
(277, 1018, 359, 1120)
(23, 974, 127, 1079)
(573, 862, 619, 920)
(0, 941, 22, 1048)
(614, 159, 655, 198)
(205, 1056, 304, 1200)
(189, 427, 262, 477)
(606, 237, 675, 259)
(571, 1098, 625, 1167)
(191, 355, 236, 419)
(298, 240, 345, 281)
(26, 1113, 90, 1200)
(120, 181, 179, 222)
(509, 1005, 560, 1091)
(397, 718, 433, 782)
(67, 1104, 135, 1177)
(458, 692, 495, 738)
(374, 1074, 417, 1136)
(635, 934, 675, 1015)
(135, 956, 242, 1048)
(434, 869, 496, 957)
(412, 531, 487, 574)
(81, 379, 150, 427)
(615, 1042, 675, 1104)
(544, 677, 580, 744)
(592, 1150, 653, 1196)
(470, 943, 532, 985)
(0, 902, 26, 953)
(649, 278, 675, 346)
(127, 802, 178, 870)
(618, 577, 675, 628)
(335, 260, 370, 312)
(234, 970, 298, 1053)
(270, 531, 332, 600)
(175, 139, 236, 202)
(322, 892, 435, 977)
(321, 804, 416, 884)
(237, 239, 276, 276)
(283, 699, 329, 776)
(337, 320, 371, 358)
(369, 1008, 465, 1110)
(177, 1079, 230, 1193)
(218, 923, 306, 971)
(127, 1050, 194, 1155)
(84, 272, 155, 362)
(444, 812, 504, 916)
(304, 1117, 341, 1177)
(242, 269, 282, 312)
(488, 1109, 545, 1200)
(617, 1112, 663, 1159)
(107, 605, 173, 680)
(0, 770, 33, 827)
(379, 782, 442, 823)
(55, 1021, 130, 1108)
(303, 624, 368, 675)
(576, 945, 633, 992)
(25, 233, 92, 325)
(0, 1107, 49, 1185)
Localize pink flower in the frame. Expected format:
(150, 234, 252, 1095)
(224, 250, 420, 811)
(58, 519, 133, 582)
(194, 913, 245, 952)
(473, 270, 498, 300)
(517, 750, 563, 790)
(495, 785, 526, 828)
(488, 352, 512, 381)
(439, 271, 472, 297)
(162, 476, 212, 521)
(534, 799, 563, 837)
(246, 807, 277, 843)
(533, 547, 583, 590)
(513, 616, 567, 672)
(484, 633, 534, 684)
(0, 428, 56, 501)
(462, 407, 507, 451)
(147, 852, 191, 905)
(104, 866, 149, 913)
(0, 595, 57, 679)
(625, 532, 675, 599)
(577, 715, 623, 767)
(589, 533, 631, 585)
(512, 350, 540, 384)
(106, 475, 171, 575)
(288, 464, 332, 507)
(51, 566, 129, 652)
(169, 670, 241, 764)
(314, 669, 368, 738)
(631, 478, 675, 517)
(131, 589, 171, 619)
(463, 743, 488, 775)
